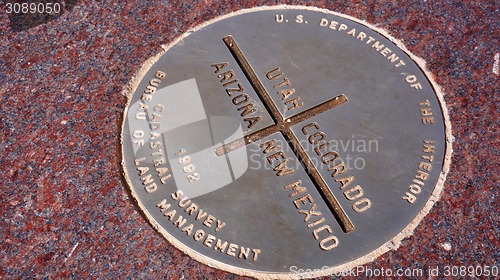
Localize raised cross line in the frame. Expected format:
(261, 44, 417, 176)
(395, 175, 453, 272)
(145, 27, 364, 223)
(216, 35, 354, 233)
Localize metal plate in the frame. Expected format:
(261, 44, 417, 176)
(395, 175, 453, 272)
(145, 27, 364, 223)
(121, 6, 452, 279)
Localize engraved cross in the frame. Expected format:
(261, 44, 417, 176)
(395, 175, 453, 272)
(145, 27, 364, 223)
(215, 35, 354, 233)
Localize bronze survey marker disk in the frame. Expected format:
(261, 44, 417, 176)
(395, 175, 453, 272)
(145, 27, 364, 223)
(121, 6, 452, 279)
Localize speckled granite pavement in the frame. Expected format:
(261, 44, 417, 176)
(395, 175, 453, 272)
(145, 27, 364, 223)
(1, 1, 498, 279)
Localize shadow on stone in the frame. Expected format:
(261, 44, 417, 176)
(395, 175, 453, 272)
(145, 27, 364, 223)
(8, 0, 78, 32)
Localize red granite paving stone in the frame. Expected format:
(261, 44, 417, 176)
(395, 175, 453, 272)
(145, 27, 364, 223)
(0, 0, 498, 279)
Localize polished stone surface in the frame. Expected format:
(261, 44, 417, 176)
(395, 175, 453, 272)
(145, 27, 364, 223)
(1, 1, 498, 279)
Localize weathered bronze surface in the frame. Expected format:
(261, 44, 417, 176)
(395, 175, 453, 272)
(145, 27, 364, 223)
(121, 6, 451, 279)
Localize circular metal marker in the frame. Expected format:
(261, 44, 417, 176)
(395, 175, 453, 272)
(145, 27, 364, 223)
(121, 6, 452, 279)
